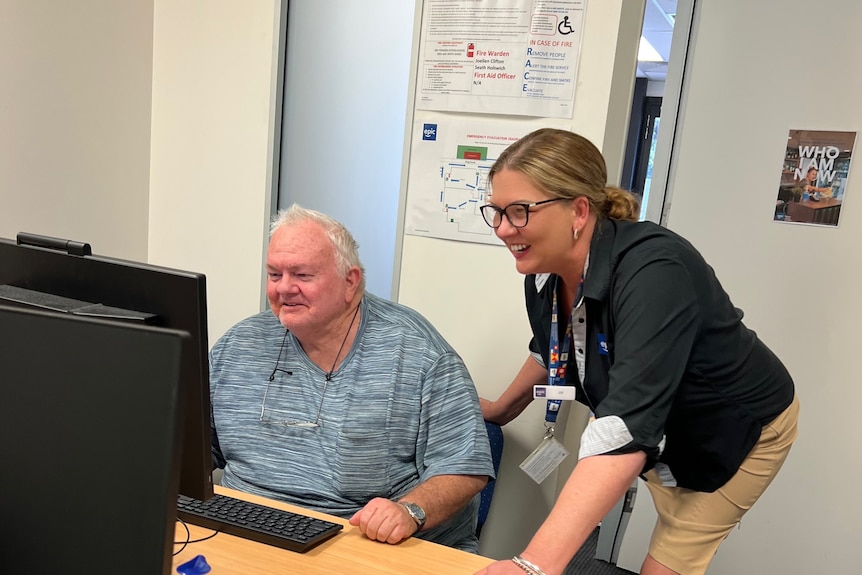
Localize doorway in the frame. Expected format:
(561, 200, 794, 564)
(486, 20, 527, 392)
(622, 0, 677, 223)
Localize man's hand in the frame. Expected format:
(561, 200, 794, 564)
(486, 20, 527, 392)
(348, 497, 419, 544)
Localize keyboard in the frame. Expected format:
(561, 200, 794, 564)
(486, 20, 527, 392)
(176, 493, 343, 553)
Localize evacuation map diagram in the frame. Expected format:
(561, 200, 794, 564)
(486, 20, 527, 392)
(405, 119, 547, 246)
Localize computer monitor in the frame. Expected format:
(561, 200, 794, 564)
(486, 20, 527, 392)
(0, 305, 187, 575)
(0, 233, 214, 502)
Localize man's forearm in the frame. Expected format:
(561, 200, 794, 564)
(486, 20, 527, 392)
(399, 474, 489, 530)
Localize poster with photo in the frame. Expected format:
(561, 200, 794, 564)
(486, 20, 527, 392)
(774, 129, 856, 226)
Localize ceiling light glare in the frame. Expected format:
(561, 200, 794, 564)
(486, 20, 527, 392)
(638, 36, 664, 62)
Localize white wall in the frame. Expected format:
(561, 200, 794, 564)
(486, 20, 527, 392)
(0, 0, 283, 347)
(619, 0, 862, 572)
(149, 0, 285, 344)
(397, 0, 644, 560)
(0, 0, 154, 260)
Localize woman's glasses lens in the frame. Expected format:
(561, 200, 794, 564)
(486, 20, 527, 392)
(480, 205, 502, 228)
(480, 203, 530, 229)
(508, 205, 528, 226)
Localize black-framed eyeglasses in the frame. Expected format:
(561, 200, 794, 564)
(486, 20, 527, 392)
(479, 198, 568, 229)
(259, 329, 323, 429)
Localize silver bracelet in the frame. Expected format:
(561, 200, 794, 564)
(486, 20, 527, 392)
(511, 555, 548, 575)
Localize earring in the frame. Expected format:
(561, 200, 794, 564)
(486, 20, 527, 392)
(573, 227, 579, 241)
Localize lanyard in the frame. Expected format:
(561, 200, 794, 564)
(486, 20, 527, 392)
(545, 278, 582, 425)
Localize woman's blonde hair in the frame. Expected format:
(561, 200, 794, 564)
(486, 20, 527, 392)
(489, 128, 640, 221)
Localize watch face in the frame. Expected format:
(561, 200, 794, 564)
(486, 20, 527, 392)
(404, 502, 426, 525)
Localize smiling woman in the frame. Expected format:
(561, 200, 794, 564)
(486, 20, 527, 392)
(481, 129, 639, 290)
(476, 128, 798, 575)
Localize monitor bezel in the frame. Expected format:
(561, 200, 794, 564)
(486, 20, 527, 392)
(0, 235, 214, 502)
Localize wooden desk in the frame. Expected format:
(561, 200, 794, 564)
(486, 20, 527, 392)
(172, 486, 495, 574)
(786, 198, 842, 224)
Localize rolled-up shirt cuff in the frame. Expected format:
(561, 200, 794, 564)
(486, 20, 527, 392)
(530, 351, 546, 368)
(578, 415, 634, 459)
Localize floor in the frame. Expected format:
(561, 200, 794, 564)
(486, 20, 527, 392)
(564, 527, 638, 575)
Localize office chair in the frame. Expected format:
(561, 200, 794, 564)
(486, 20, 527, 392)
(477, 421, 504, 537)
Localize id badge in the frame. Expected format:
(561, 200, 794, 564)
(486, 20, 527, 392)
(533, 385, 576, 400)
(519, 435, 569, 484)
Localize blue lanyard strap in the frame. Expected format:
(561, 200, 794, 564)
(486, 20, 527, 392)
(545, 276, 584, 425)
(546, 288, 572, 424)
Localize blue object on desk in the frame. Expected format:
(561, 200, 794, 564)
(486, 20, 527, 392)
(177, 554, 211, 575)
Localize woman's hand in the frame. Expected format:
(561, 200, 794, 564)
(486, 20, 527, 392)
(475, 559, 537, 575)
(480, 397, 496, 421)
(480, 356, 546, 425)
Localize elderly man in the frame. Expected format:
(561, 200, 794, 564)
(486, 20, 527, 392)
(210, 204, 494, 552)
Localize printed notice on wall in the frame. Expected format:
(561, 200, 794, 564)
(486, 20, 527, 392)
(416, 0, 586, 118)
(404, 119, 559, 245)
(774, 129, 856, 227)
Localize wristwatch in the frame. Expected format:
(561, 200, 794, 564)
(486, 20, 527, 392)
(400, 502, 427, 529)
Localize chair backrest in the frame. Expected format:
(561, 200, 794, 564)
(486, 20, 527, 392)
(476, 421, 504, 537)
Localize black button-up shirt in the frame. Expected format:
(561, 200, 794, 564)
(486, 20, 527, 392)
(526, 219, 794, 492)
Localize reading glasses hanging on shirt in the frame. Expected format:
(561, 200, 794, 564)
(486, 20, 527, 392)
(258, 330, 326, 428)
(258, 376, 326, 428)
(259, 305, 358, 429)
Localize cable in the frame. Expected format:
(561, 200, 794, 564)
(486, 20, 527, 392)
(173, 518, 221, 556)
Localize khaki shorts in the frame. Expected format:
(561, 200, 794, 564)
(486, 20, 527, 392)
(643, 395, 800, 575)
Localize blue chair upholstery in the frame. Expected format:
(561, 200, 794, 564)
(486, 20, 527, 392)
(477, 421, 504, 537)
